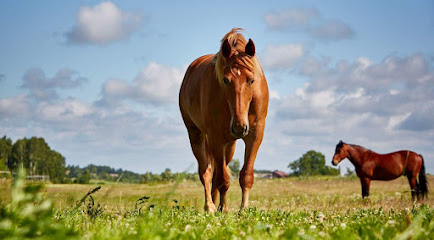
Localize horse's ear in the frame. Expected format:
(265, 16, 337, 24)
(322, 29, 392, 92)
(339, 140, 343, 145)
(245, 39, 255, 57)
(222, 39, 231, 58)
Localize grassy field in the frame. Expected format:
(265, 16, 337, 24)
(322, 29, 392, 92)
(1, 175, 433, 239)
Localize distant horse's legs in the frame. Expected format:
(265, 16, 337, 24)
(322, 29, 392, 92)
(187, 127, 216, 212)
(240, 126, 264, 210)
(360, 177, 370, 198)
(406, 173, 418, 200)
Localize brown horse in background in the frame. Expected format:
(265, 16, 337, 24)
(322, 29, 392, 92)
(179, 28, 269, 212)
(332, 140, 428, 200)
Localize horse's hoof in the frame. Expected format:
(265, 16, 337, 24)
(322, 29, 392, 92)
(217, 205, 228, 213)
(205, 203, 217, 213)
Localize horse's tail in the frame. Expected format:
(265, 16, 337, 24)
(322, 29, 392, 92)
(418, 155, 429, 198)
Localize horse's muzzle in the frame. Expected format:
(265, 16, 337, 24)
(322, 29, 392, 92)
(231, 124, 249, 138)
(331, 160, 338, 166)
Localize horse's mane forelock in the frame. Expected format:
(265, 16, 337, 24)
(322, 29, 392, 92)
(214, 28, 263, 82)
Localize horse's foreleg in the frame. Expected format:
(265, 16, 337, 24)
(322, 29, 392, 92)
(188, 129, 216, 213)
(240, 126, 264, 211)
(360, 177, 370, 198)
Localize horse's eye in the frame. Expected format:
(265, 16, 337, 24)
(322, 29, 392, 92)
(250, 79, 255, 85)
(223, 78, 229, 84)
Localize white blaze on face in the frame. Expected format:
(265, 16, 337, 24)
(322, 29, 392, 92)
(237, 69, 241, 76)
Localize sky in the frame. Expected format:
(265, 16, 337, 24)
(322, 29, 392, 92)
(1, 1, 433, 174)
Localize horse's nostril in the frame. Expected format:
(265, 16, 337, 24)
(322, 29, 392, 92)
(244, 125, 248, 134)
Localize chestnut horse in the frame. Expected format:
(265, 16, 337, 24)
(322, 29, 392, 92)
(332, 141, 428, 200)
(179, 28, 269, 212)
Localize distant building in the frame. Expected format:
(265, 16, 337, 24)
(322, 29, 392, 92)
(110, 173, 119, 178)
(26, 175, 50, 183)
(260, 170, 289, 179)
(0, 171, 12, 179)
(271, 170, 289, 178)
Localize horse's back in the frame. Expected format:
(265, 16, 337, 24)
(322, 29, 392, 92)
(372, 150, 421, 180)
(179, 54, 215, 131)
(180, 54, 214, 96)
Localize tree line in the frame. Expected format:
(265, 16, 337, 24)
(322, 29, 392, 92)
(66, 165, 199, 184)
(0, 136, 66, 183)
(0, 135, 200, 184)
(1, 135, 341, 184)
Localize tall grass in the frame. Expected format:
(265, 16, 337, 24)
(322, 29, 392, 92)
(0, 175, 433, 239)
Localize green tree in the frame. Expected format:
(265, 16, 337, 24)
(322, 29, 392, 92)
(47, 150, 66, 183)
(9, 138, 28, 173)
(10, 137, 67, 183)
(78, 170, 91, 184)
(345, 167, 355, 176)
(142, 172, 154, 184)
(26, 137, 51, 176)
(0, 136, 12, 171)
(161, 168, 173, 182)
(228, 159, 241, 176)
(289, 150, 339, 176)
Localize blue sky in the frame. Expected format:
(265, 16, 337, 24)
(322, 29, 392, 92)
(1, 1, 433, 174)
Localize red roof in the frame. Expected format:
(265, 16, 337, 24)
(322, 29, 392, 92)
(272, 170, 289, 178)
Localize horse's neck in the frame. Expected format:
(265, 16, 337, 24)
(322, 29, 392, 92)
(347, 145, 367, 167)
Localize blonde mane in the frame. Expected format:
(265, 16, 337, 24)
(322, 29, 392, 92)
(214, 28, 264, 82)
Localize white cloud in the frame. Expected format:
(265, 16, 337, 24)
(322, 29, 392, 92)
(65, 1, 142, 45)
(300, 57, 330, 75)
(103, 79, 131, 97)
(257, 52, 434, 173)
(36, 99, 93, 123)
(269, 89, 281, 100)
(264, 7, 355, 41)
(0, 95, 32, 118)
(262, 44, 305, 70)
(0, 65, 191, 173)
(21, 68, 87, 89)
(1, 53, 434, 174)
(101, 62, 185, 106)
(264, 8, 319, 30)
(133, 62, 184, 103)
(20, 68, 87, 100)
(313, 19, 355, 41)
(387, 112, 411, 131)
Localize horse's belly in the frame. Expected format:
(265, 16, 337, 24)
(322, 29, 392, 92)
(371, 168, 401, 181)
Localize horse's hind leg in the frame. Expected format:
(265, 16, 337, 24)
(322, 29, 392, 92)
(406, 173, 418, 201)
(209, 141, 234, 213)
(211, 169, 218, 205)
(218, 141, 236, 213)
(187, 127, 216, 212)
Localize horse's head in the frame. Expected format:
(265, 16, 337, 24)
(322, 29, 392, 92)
(216, 30, 262, 139)
(332, 140, 348, 166)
